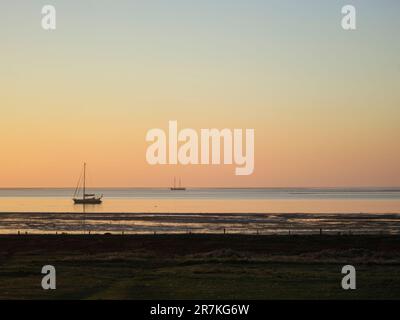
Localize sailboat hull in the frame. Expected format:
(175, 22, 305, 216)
(170, 188, 186, 191)
(73, 198, 102, 204)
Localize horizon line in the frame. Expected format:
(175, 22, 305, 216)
(0, 186, 400, 190)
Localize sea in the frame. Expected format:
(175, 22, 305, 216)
(0, 187, 399, 235)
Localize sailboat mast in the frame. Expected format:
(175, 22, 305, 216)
(83, 163, 86, 200)
(73, 162, 102, 204)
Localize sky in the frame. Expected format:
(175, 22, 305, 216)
(1, 0, 399, 187)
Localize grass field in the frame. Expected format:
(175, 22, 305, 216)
(1, 234, 400, 299)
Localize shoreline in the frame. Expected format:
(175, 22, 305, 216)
(2, 233, 400, 260)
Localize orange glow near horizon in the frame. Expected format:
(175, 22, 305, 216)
(1, 116, 399, 188)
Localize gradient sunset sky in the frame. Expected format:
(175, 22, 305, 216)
(1, 0, 399, 187)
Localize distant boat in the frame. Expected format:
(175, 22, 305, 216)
(170, 177, 186, 191)
(73, 163, 103, 204)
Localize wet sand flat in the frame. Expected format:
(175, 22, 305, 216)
(1, 211, 400, 235)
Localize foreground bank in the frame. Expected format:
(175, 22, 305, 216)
(1, 234, 400, 299)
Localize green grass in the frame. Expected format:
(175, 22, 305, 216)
(2, 253, 400, 299)
(1, 235, 400, 299)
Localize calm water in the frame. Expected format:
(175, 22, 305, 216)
(0, 188, 399, 234)
(0, 187, 399, 214)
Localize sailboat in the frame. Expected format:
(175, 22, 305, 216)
(170, 177, 186, 191)
(73, 163, 103, 204)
